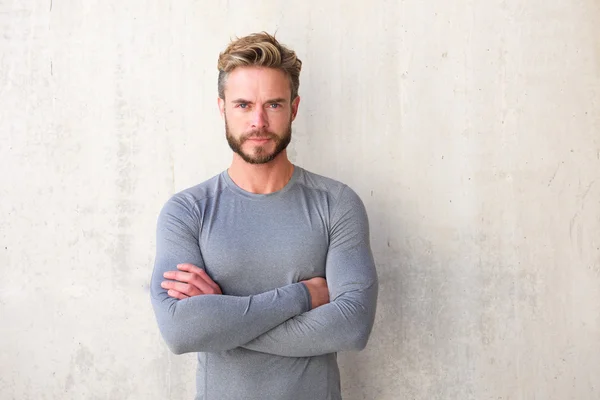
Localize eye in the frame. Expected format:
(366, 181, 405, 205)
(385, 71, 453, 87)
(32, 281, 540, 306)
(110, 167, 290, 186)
(269, 103, 281, 109)
(236, 103, 248, 109)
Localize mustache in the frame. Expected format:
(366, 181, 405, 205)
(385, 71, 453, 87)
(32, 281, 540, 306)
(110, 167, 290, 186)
(241, 130, 277, 140)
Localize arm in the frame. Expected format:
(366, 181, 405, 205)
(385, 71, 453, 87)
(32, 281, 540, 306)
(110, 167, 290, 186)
(149, 194, 312, 355)
(240, 186, 378, 357)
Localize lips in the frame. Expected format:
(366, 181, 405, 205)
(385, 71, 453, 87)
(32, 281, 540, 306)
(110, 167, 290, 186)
(245, 136, 272, 143)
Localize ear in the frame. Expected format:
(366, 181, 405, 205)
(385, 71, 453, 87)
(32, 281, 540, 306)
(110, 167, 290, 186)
(291, 96, 301, 121)
(218, 97, 225, 118)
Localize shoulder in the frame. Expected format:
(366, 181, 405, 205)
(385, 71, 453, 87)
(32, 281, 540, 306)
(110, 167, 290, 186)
(161, 171, 228, 214)
(296, 168, 371, 242)
(296, 167, 365, 207)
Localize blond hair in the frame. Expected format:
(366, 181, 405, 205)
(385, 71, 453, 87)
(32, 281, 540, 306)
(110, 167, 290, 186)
(217, 32, 302, 100)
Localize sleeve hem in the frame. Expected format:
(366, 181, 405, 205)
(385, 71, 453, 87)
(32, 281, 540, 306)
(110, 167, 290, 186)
(299, 282, 312, 311)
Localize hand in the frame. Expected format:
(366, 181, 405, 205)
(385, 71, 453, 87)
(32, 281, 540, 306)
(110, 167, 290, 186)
(161, 263, 222, 300)
(301, 277, 329, 309)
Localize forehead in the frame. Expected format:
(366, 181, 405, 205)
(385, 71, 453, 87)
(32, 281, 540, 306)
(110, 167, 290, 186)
(224, 67, 291, 99)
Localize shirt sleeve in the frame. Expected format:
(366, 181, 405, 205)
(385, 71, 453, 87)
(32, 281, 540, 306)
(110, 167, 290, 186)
(240, 185, 379, 357)
(149, 194, 312, 355)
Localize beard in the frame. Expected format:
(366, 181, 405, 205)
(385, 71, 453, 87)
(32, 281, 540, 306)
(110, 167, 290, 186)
(225, 116, 292, 165)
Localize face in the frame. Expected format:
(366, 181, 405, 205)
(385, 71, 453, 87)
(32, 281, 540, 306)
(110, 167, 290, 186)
(218, 67, 300, 164)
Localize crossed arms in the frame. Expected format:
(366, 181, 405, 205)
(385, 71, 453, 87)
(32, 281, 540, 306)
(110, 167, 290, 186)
(149, 187, 378, 357)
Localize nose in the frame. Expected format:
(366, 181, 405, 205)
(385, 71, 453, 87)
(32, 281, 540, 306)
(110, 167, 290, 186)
(251, 107, 268, 129)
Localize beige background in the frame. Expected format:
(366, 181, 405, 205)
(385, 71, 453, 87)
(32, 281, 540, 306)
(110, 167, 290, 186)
(1, 1, 599, 399)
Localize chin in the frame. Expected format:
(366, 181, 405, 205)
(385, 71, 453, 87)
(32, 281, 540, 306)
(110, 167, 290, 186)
(238, 149, 280, 164)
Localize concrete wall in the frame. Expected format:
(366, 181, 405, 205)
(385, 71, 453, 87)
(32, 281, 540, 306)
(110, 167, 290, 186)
(1, 1, 599, 399)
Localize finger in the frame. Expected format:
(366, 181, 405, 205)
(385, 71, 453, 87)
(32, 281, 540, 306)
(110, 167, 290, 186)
(163, 270, 179, 279)
(163, 270, 193, 282)
(177, 263, 211, 279)
(177, 264, 222, 294)
(161, 280, 201, 297)
(177, 264, 222, 293)
(166, 269, 218, 294)
(164, 269, 212, 291)
(167, 289, 188, 300)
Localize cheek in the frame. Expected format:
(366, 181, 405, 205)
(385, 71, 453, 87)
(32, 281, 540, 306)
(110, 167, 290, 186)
(271, 112, 292, 128)
(226, 112, 249, 130)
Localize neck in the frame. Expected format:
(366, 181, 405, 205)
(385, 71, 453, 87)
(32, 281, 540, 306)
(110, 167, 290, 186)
(227, 151, 295, 194)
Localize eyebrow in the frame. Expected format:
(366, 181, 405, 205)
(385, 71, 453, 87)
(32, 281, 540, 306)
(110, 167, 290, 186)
(265, 98, 288, 104)
(230, 98, 288, 104)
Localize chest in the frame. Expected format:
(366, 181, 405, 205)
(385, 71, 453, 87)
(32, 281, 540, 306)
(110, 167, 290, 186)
(198, 195, 331, 295)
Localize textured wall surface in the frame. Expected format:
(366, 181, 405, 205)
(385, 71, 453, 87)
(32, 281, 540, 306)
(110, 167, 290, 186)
(1, 1, 599, 399)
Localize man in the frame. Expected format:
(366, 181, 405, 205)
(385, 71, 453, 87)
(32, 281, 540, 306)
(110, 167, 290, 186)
(150, 32, 378, 400)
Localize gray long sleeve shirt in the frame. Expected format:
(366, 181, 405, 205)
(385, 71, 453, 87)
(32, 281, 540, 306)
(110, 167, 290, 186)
(150, 165, 378, 400)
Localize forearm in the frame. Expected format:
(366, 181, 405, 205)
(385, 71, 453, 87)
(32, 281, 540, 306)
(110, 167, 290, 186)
(240, 281, 377, 357)
(150, 194, 312, 354)
(151, 281, 311, 354)
(242, 186, 379, 357)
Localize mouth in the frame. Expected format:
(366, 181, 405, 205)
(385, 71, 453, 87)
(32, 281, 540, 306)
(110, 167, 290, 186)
(246, 137, 271, 143)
